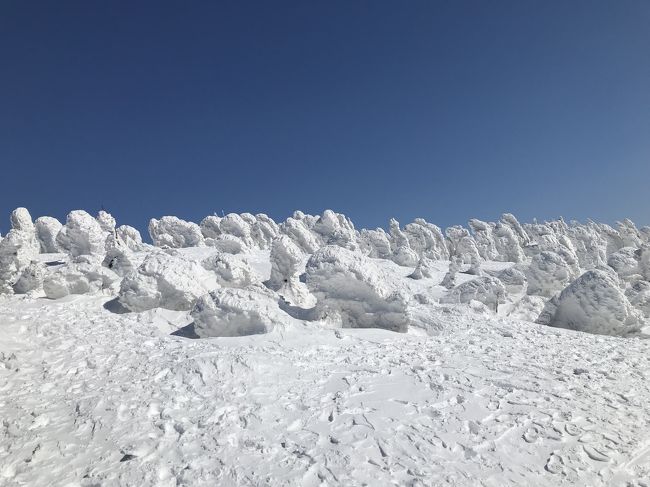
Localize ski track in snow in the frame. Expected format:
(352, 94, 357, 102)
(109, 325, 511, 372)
(2, 294, 649, 486)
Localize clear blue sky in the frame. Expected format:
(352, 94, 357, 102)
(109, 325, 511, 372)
(1, 1, 649, 236)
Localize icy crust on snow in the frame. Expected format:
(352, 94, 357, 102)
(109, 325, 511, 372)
(2, 206, 650, 336)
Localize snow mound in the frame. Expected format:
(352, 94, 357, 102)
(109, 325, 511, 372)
(637, 246, 650, 281)
(404, 219, 449, 260)
(191, 287, 284, 337)
(219, 214, 252, 246)
(626, 279, 650, 318)
(250, 213, 279, 248)
(443, 276, 506, 311)
(280, 217, 321, 253)
(265, 235, 314, 307)
(10, 207, 35, 232)
(440, 258, 462, 289)
(57, 210, 106, 258)
(501, 213, 530, 247)
(115, 225, 145, 251)
(102, 232, 141, 277)
(304, 246, 409, 332)
(359, 228, 392, 259)
(0, 208, 40, 293)
(96, 210, 116, 233)
(35, 216, 63, 253)
(493, 223, 525, 262)
(618, 218, 643, 248)
(446, 226, 481, 264)
(567, 223, 608, 269)
(508, 295, 547, 321)
(391, 245, 419, 267)
(13, 261, 44, 294)
(44, 259, 119, 299)
(206, 234, 249, 254)
(201, 252, 258, 288)
(312, 210, 357, 249)
(149, 216, 204, 248)
(200, 215, 222, 239)
(547, 269, 642, 336)
(495, 267, 527, 294)
(118, 251, 217, 311)
(607, 247, 641, 279)
(409, 256, 435, 280)
(469, 219, 498, 260)
(525, 251, 573, 297)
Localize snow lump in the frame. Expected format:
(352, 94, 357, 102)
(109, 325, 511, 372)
(546, 269, 642, 336)
(304, 246, 410, 332)
(149, 216, 204, 248)
(35, 216, 63, 253)
(118, 251, 217, 312)
(191, 287, 285, 337)
(57, 210, 106, 258)
(44, 260, 119, 299)
(443, 276, 506, 311)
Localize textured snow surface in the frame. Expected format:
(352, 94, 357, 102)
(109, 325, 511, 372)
(2, 207, 650, 485)
(1, 295, 649, 486)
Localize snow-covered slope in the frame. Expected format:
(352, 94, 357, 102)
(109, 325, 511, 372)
(1, 207, 650, 486)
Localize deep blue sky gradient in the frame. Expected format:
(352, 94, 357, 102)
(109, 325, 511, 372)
(1, 1, 649, 236)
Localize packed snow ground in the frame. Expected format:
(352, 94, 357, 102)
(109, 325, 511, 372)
(1, 208, 650, 486)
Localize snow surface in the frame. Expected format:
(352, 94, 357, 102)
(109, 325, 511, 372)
(2, 208, 650, 486)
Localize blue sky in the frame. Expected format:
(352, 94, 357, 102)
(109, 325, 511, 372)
(1, 1, 649, 236)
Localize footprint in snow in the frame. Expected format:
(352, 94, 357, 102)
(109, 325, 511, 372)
(523, 426, 539, 443)
(545, 454, 564, 474)
(583, 445, 610, 462)
(564, 423, 581, 436)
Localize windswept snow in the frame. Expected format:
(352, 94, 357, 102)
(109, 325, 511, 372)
(1, 206, 650, 486)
